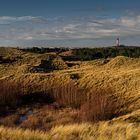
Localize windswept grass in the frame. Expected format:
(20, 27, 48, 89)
(0, 47, 140, 139)
(47, 122, 140, 140)
(0, 122, 139, 140)
(0, 126, 47, 140)
(0, 79, 118, 129)
(78, 56, 140, 114)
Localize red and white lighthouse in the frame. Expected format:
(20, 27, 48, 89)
(116, 37, 120, 47)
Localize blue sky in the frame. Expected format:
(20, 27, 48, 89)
(0, 0, 140, 47)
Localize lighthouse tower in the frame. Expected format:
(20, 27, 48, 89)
(116, 37, 120, 47)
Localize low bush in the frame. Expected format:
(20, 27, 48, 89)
(79, 89, 116, 122)
(0, 80, 23, 107)
(0, 80, 118, 123)
(43, 82, 118, 122)
(47, 82, 87, 108)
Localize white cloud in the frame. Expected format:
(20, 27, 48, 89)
(0, 16, 47, 25)
(1, 15, 140, 46)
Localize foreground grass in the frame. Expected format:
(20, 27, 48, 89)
(0, 122, 139, 140)
(0, 126, 47, 140)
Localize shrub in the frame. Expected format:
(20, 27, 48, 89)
(79, 89, 116, 122)
(46, 82, 87, 108)
(0, 80, 23, 107)
(44, 82, 117, 123)
(0, 79, 117, 123)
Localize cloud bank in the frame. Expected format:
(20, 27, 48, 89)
(0, 15, 140, 47)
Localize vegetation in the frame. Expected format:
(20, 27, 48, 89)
(21, 47, 69, 54)
(33, 56, 68, 72)
(61, 46, 140, 61)
(0, 55, 16, 64)
(0, 80, 23, 107)
(20, 46, 140, 61)
(0, 46, 140, 139)
(0, 80, 117, 123)
(0, 122, 139, 140)
(79, 89, 116, 122)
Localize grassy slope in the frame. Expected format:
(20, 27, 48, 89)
(78, 56, 140, 116)
(0, 122, 139, 140)
(0, 47, 140, 139)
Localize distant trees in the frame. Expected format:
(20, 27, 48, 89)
(21, 47, 69, 54)
(67, 46, 140, 61)
(21, 46, 140, 61)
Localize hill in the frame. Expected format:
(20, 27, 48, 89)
(0, 47, 140, 140)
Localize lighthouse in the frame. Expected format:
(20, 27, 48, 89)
(116, 37, 120, 47)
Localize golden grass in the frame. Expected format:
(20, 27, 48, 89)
(78, 56, 140, 114)
(52, 56, 68, 70)
(0, 51, 140, 117)
(48, 122, 140, 140)
(0, 122, 139, 140)
(0, 47, 22, 57)
(0, 126, 47, 140)
(112, 109, 140, 123)
(0, 51, 140, 114)
(0, 48, 140, 139)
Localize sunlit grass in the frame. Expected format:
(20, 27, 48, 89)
(0, 122, 139, 140)
(0, 47, 140, 139)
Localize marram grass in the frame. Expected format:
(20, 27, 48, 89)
(0, 122, 139, 140)
(0, 48, 140, 140)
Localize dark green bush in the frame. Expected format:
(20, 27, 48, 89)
(21, 47, 69, 54)
(63, 46, 140, 61)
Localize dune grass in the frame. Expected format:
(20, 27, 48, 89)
(47, 122, 140, 140)
(0, 122, 139, 140)
(0, 47, 140, 139)
(0, 126, 47, 140)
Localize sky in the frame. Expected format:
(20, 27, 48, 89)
(0, 0, 140, 47)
